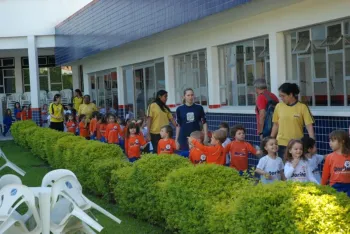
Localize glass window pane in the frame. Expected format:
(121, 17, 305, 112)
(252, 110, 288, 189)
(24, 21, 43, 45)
(0, 87, 3, 93)
(0, 70, 3, 85)
(346, 80, 350, 106)
(314, 82, 328, 106)
(226, 46, 234, 105)
(62, 74, 72, 89)
(24, 86, 30, 92)
(199, 52, 207, 106)
(299, 57, 312, 106)
(255, 39, 265, 79)
(3, 69, 14, 77)
(39, 75, 48, 92)
(4, 78, 15, 93)
(236, 46, 245, 84)
(246, 64, 255, 86)
(155, 62, 165, 90)
(247, 86, 256, 106)
(329, 53, 344, 106)
(245, 41, 253, 61)
(328, 24, 343, 51)
(124, 68, 134, 110)
(2, 58, 14, 67)
(38, 57, 47, 65)
(311, 25, 326, 48)
(40, 68, 48, 75)
(238, 86, 246, 106)
(346, 48, 350, 77)
(51, 83, 62, 91)
(314, 49, 327, 78)
(50, 67, 62, 83)
(23, 69, 30, 85)
(145, 66, 155, 107)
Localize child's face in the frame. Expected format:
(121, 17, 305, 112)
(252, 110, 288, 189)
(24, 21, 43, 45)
(235, 130, 245, 141)
(129, 128, 136, 134)
(264, 139, 278, 154)
(69, 116, 73, 120)
(108, 117, 115, 123)
(308, 145, 317, 155)
(81, 117, 86, 122)
(329, 139, 341, 152)
(160, 128, 168, 139)
(289, 143, 303, 159)
(210, 135, 219, 145)
(16, 103, 20, 108)
(117, 118, 122, 124)
(219, 127, 228, 135)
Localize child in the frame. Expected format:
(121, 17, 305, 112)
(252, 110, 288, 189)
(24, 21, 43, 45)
(14, 102, 21, 121)
(89, 111, 99, 140)
(219, 122, 231, 166)
(20, 106, 28, 121)
(28, 104, 32, 120)
(95, 113, 102, 140)
(158, 125, 176, 154)
(41, 104, 48, 127)
(125, 122, 147, 162)
(98, 115, 107, 143)
(105, 114, 123, 144)
(3, 109, 14, 137)
(188, 129, 226, 165)
(118, 118, 126, 151)
(79, 115, 89, 139)
(284, 139, 319, 184)
(255, 137, 285, 184)
(188, 131, 206, 165)
(224, 125, 261, 173)
(301, 136, 325, 183)
(322, 130, 350, 197)
(65, 113, 77, 134)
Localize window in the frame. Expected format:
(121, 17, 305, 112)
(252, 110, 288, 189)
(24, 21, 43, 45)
(286, 19, 350, 106)
(174, 50, 208, 105)
(218, 37, 270, 106)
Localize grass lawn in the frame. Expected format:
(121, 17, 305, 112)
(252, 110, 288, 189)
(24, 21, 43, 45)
(0, 141, 167, 234)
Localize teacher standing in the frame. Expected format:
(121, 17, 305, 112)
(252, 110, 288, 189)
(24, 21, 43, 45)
(175, 88, 208, 151)
(49, 94, 64, 131)
(146, 90, 177, 151)
(271, 83, 315, 157)
(78, 95, 97, 120)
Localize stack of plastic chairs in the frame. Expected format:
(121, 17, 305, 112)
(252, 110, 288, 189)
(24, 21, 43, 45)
(40, 90, 48, 107)
(59, 89, 72, 106)
(21, 92, 31, 107)
(0, 148, 26, 176)
(6, 93, 21, 109)
(47, 91, 59, 104)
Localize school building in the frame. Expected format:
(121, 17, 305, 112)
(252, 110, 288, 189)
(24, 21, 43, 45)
(1, 0, 350, 156)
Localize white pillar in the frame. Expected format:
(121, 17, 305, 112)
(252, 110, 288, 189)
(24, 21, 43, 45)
(164, 55, 176, 108)
(206, 46, 221, 108)
(14, 55, 23, 93)
(269, 32, 286, 96)
(27, 35, 40, 108)
(71, 65, 80, 91)
(83, 73, 90, 95)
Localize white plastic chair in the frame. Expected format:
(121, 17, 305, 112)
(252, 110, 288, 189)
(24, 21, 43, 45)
(40, 90, 47, 106)
(60, 89, 72, 105)
(47, 91, 59, 103)
(0, 148, 26, 176)
(0, 174, 22, 189)
(41, 169, 77, 187)
(6, 93, 22, 109)
(0, 184, 42, 234)
(21, 92, 31, 107)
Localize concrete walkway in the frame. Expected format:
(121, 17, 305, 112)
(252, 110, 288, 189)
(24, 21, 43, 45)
(0, 134, 13, 141)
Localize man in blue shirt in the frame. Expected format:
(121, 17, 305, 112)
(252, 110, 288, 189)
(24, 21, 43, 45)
(175, 88, 208, 151)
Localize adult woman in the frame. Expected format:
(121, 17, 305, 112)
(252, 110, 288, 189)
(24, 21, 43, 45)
(73, 89, 83, 111)
(78, 95, 97, 120)
(271, 83, 315, 157)
(146, 90, 177, 151)
(49, 94, 64, 131)
(175, 88, 208, 151)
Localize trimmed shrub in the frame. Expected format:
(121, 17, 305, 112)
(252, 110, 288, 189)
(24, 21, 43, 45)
(114, 154, 192, 224)
(160, 164, 253, 233)
(209, 182, 350, 234)
(10, 120, 36, 145)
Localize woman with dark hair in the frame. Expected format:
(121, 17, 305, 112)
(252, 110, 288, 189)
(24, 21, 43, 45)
(175, 88, 208, 151)
(146, 90, 177, 151)
(271, 83, 315, 157)
(49, 94, 64, 131)
(78, 95, 97, 121)
(73, 89, 84, 111)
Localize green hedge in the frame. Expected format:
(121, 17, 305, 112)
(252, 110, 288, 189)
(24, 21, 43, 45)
(114, 154, 192, 224)
(10, 121, 350, 233)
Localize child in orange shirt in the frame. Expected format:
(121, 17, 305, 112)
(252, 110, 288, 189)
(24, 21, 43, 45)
(158, 125, 176, 154)
(79, 114, 89, 139)
(188, 131, 206, 165)
(125, 122, 147, 162)
(65, 113, 77, 134)
(322, 130, 350, 197)
(224, 125, 261, 173)
(98, 115, 107, 143)
(188, 130, 226, 165)
(105, 114, 123, 145)
(20, 106, 28, 121)
(89, 111, 99, 140)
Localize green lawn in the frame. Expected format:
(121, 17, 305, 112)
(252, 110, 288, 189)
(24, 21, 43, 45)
(0, 141, 167, 234)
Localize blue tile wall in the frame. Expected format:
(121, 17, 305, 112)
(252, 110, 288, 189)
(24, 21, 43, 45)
(55, 0, 251, 65)
(205, 112, 350, 172)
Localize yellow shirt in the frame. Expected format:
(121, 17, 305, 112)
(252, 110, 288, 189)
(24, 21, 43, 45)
(73, 97, 83, 111)
(147, 103, 173, 134)
(78, 103, 97, 120)
(272, 102, 314, 146)
(49, 103, 64, 123)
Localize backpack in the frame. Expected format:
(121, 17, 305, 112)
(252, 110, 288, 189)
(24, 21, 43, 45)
(261, 92, 278, 137)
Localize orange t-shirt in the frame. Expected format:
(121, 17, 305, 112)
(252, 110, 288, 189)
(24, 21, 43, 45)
(125, 134, 147, 158)
(105, 123, 123, 144)
(321, 152, 350, 186)
(193, 140, 225, 165)
(225, 141, 257, 171)
(21, 111, 28, 121)
(89, 118, 97, 135)
(99, 123, 106, 139)
(66, 121, 77, 134)
(79, 121, 89, 138)
(189, 147, 205, 165)
(158, 139, 176, 154)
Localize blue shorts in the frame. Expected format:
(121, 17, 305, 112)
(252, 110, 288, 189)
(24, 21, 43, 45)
(128, 157, 139, 163)
(177, 150, 189, 158)
(332, 183, 350, 197)
(100, 137, 106, 143)
(90, 134, 96, 140)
